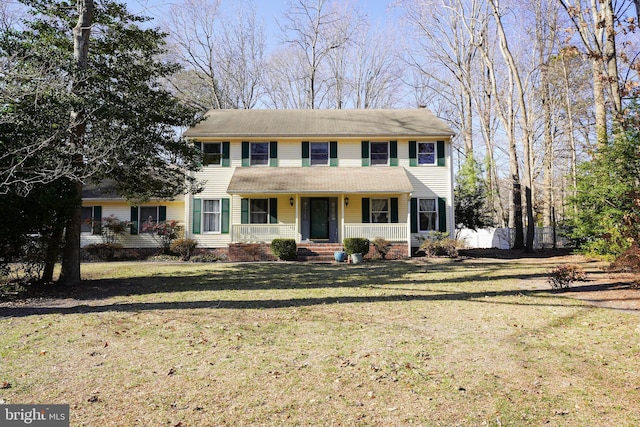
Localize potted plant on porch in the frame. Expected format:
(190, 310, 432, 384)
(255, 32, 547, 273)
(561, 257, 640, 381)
(343, 238, 370, 265)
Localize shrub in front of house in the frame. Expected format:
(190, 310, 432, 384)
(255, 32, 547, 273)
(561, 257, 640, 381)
(270, 239, 297, 261)
(343, 238, 370, 256)
(170, 238, 198, 261)
(371, 237, 392, 259)
(190, 252, 219, 263)
(84, 243, 128, 261)
(416, 232, 460, 258)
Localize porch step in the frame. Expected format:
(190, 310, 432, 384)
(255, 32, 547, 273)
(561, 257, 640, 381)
(296, 243, 345, 262)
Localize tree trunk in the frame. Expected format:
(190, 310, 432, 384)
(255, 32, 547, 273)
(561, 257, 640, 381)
(541, 67, 553, 227)
(42, 224, 65, 284)
(489, 0, 531, 250)
(592, 57, 608, 145)
(603, 0, 623, 128)
(59, 0, 93, 286)
(561, 53, 578, 213)
(510, 135, 524, 249)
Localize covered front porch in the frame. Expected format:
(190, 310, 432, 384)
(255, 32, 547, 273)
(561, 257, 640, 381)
(226, 167, 414, 256)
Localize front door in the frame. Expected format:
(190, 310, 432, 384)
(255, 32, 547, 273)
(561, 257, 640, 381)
(310, 198, 329, 239)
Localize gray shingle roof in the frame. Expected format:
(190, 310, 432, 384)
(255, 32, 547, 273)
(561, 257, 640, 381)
(185, 109, 454, 139)
(227, 167, 414, 194)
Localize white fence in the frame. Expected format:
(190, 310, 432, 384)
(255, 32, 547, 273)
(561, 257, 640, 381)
(344, 223, 407, 242)
(457, 227, 570, 249)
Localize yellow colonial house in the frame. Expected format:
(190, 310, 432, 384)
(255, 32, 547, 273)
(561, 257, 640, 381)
(81, 108, 454, 260)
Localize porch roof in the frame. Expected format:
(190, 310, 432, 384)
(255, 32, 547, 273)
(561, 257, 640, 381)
(227, 167, 414, 194)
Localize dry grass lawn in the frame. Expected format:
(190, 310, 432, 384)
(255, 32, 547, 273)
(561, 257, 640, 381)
(1, 254, 639, 426)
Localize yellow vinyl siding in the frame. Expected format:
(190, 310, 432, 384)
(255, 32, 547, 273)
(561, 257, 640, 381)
(80, 200, 185, 248)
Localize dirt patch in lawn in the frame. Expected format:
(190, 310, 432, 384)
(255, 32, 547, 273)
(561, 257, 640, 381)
(455, 249, 640, 314)
(503, 254, 640, 314)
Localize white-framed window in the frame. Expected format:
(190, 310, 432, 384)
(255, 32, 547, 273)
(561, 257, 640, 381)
(250, 142, 269, 166)
(311, 142, 329, 166)
(371, 198, 389, 223)
(202, 199, 221, 233)
(202, 142, 222, 166)
(419, 198, 437, 231)
(370, 141, 389, 165)
(418, 142, 436, 165)
(250, 199, 269, 224)
(139, 206, 159, 233)
(81, 206, 95, 233)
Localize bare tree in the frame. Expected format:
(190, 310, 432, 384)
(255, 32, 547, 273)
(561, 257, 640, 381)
(165, 0, 225, 110)
(558, 0, 626, 141)
(216, 1, 265, 109)
(349, 23, 402, 108)
(263, 47, 310, 109)
(278, 0, 359, 109)
(400, 0, 480, 158)
(487, 0, 536, 251)
(533, 0, 560, 227)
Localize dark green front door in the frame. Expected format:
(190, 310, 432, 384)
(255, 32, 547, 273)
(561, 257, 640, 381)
(310, 198, 329, 239)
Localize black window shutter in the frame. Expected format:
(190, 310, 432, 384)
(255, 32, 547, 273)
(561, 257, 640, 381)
(242, 142, 249, 166)
(302, 141, 310, 166)
(390, 198, 398, 223)
(438, 197, 447, 232)
(362, 198, 370, 223)
(409, 141, 417, 166)
(222, 142, 230, 167)
(390, 141, 398, 166)
(361, 141, 370, 166)
(410, 198, 418, 233)
(159, 206, 167, 222)
(241, 199, 249, 224)
(330, 141, 338, 166)
(192, 199, 201, 234)
(130, 206, 138, 235)
(221, 198, 230, 234)
(270, 141, 278, 166)
(93, 206, 102, 235)
(269, 198, 278, 224)
(437, 141, 445, 166)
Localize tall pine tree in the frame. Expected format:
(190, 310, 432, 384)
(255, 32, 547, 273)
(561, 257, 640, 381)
(0, 0, 202, 284)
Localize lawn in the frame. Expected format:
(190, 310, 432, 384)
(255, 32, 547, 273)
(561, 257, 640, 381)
(1, 255, 639, 426)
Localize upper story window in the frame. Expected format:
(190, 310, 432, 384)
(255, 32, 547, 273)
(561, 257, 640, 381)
(251, 142, 269, 166)
(418, 142, 436, 165)
(419, 198, 437, 231)
(311, 142, 329, 165)
(370, 142, 388, 165)
(371, 198, 389, 223)
(202, 142, 222, 166)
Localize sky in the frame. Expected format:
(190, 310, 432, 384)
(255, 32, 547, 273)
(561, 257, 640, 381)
(129, 0, 399, 52)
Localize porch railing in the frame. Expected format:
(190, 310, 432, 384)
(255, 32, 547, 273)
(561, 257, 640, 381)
(231, 224, 298, 243)
(344, 223, 407, 242)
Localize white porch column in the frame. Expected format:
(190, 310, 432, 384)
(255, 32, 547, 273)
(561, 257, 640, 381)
(407, 194, 412, 257)
(295, 195, 300, 242)
(341, 194, 346, 245)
